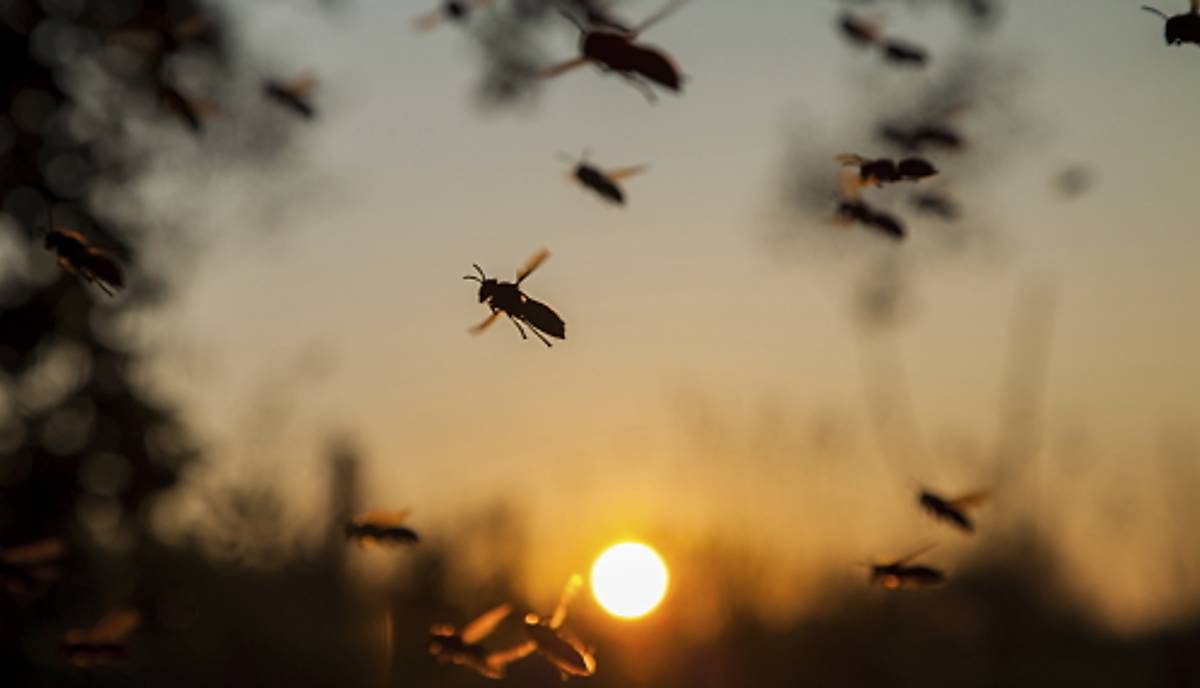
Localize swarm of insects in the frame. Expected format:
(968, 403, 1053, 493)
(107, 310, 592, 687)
(560, 151, 648, 206)
(0, 538, 65, 597)
(517, 574, 596, 681)
(413, 0, 494, 32)
(542, 0, 693, 103)
(263, 73, 319, 119)
(464, 249, 566, 347)
(918, 488, 990, 533)
(429, 603, 533, 679)
(837, 12, 930, 67)
(344, 510, 420, 547)
(61, 609, 140, 668)
(44, 228, 125, 297)
(1142, 1, 1200, 46)
(862, 545, 947, 590)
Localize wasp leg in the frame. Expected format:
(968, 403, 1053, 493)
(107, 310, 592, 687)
(528, 324, 553, 348)
(620, 74, 657, 103)
(508, 315, 529, 340)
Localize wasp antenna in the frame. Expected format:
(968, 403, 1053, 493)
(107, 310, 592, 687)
(558, 9, 586, 33)
(473, 263, 486, 280)
(1140, 5, 1169, 20)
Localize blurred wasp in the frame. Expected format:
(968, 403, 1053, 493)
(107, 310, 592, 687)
(1142, 2, 1200, 46)
(517, 574, 597, 680)
(61, 609, 140, 668)
(344, 510, 420, 547)
(542, 0, 693, 103)
(861, 545, 946, 590)
(834, 165, 907, 240)
(560, 151, 647, 206)
(919, 488, 990, 533)
(158, 81, 222, 134)
(429, 604, 533, 679)
(44, 221, 125, 297)
(464, 249, 566, 347)
(837, 153, 939, 186)
(0, 538, 64, 596)
(413, 0, 493, 32)
(837, 12, 930, 67)
(909, 189, 962, 221)
(263, 73, 318, 119)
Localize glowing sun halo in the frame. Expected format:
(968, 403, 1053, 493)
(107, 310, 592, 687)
(590, 542, 669, 619)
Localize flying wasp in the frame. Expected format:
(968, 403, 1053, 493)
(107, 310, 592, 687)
(837, 12, 930, 67)
(560, 151, 647, 206)
(861, 545, 946, 590)
(464, 249, 566, 347)
(0, 538, 64, 597)
(158, 81, 222, 134)
(832, 164, 907, 240)
(429, 604, 533, 679)
(918, 488, 990, 533)
(61, 609, 140, 668)
(518, 574, 596, 680)
(44, 223, 125, 297)
(344, 510, 420, 547)
(542, 0, 693, 102)
(263, 73, 319, 119)
(413, 0, 494, 32)
(1142, 1, 1200, 46)
(837, 153, 939, 186)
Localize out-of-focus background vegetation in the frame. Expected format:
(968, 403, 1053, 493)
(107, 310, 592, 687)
(2, 0, 1198, 685)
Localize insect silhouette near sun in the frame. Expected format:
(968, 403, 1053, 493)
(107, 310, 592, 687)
(263, 73, 318, 119)
(44, 223, 125, 297)
(343, 510, 420, 547)
(560, 151, 648, 206)
(429, 603, 533, 679)
(464, 249, 566, 347)
(413, 0, 493, 32)
(918, 488, 990, 533)
(1142, 1, 1200, 46)
(861, 545, 947, 590)
(542, 0, 693, 102)
(511, 574, 597, 681)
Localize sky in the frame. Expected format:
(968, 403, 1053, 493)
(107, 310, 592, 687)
(122, 0, 1200, 630)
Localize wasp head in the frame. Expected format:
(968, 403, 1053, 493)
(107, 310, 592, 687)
(463, 264, 498, 302)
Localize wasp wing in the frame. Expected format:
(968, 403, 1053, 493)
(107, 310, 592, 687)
(893, 544, 936, 566)
(950, 489, 991, 510)
(605, 165, 648, 182)
(284, 73, 319, 98)
(486, 640, 537, 671)
(461, 603, 512, 644)
(541, 57, 591, 79)
(469, 311, 502, 334)
(838, 166, 864, 201)
(632, 0, 693, 37)
(549, 574, 583, 630)
(516, 248, 550, 284)
(352, 509, 412, 527)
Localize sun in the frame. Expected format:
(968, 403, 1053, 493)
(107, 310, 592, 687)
(590, 542, 669, 620)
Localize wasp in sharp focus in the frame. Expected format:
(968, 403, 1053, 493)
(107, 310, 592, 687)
(61, 609, 140, 668)
(1143, 1, 1200, 46)
(429, 603, 533, 679)
(542, 0, 693, 103)
(0, 538, 64, 597)
(263, 73, 319, 119)
(518, 574, 596, 680)
(464, 249, 566, 347)
(862, 545, 946, 590)
(413, 0, 494, 32)
(344, 509, 420, 547)
(560, 151, 648, 206)
(918, 487, 990, 533)
(44, 221, 125, 297)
